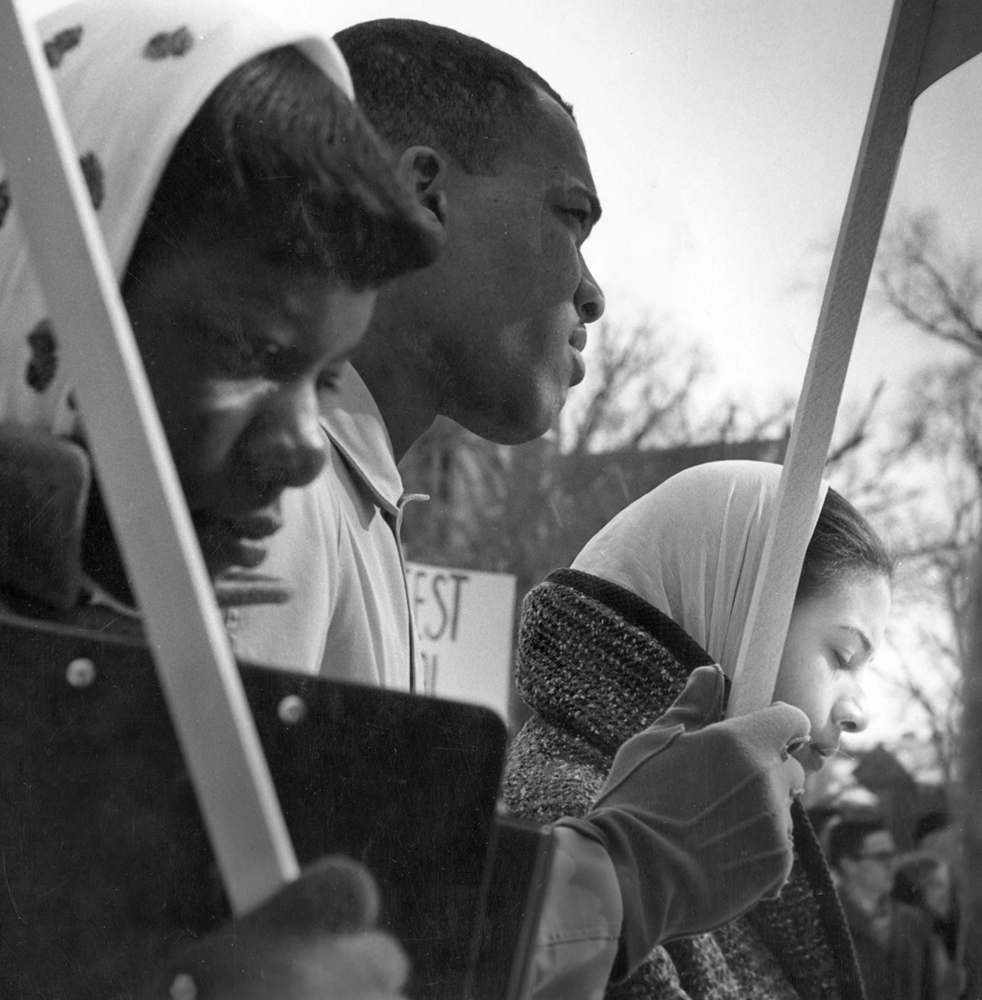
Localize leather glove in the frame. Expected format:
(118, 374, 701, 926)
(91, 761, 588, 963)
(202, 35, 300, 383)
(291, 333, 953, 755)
(556, 664, 808, 976)
(137, 855, 409, 1000)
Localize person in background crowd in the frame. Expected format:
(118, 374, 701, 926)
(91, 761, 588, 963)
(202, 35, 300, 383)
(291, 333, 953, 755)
(830, 819, 938, 1000)
(914, 811, 963, 872)
(894, 852, 965, 1000)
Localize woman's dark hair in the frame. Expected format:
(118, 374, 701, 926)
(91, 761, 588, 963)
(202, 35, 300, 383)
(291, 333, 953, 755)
(796, 487, 894, 602)
(335, 19, 573, 175)
(126, 46, 440, 291)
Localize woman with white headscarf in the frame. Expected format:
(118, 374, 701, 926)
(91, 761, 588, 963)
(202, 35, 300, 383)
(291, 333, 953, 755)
(0, 1, 439, 996)
(0, 0, 437, 618)
(504, 460, 894, 1000)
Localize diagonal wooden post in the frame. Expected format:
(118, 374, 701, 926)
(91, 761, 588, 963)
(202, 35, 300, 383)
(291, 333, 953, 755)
(727, 0, 975, 718)
(0, 0, 299, 913)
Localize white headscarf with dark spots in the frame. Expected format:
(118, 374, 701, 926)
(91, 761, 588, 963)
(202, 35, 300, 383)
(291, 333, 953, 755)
(0, 0, 352, 434)
(571, 460, 830, 679)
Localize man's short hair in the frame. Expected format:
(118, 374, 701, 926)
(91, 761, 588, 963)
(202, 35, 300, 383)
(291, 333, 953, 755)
(828, 818, 888, 871)
(334, 19, 574, 174)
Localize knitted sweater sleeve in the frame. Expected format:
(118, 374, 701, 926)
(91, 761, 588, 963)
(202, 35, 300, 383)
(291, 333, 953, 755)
(503, 716, 609, 825)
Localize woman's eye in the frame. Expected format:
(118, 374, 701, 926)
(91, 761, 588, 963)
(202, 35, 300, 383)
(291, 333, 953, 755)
(212, 328, 281, 373)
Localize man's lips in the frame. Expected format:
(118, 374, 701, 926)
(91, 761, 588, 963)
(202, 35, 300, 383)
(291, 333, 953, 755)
(569, 326, 588, 385)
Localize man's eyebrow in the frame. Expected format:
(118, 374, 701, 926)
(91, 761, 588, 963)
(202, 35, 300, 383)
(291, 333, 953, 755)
(840, 624, 872, 655)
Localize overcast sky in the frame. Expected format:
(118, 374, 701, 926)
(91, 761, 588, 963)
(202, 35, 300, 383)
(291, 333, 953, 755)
(27, 0, 981, 413)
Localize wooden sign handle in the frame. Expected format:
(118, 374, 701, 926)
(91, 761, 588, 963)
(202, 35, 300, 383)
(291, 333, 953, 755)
(727, 0, 939, 718)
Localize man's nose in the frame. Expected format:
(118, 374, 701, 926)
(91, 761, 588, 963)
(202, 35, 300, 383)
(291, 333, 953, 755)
(575, 257, 605, 324)
(248, 382, 327, 489)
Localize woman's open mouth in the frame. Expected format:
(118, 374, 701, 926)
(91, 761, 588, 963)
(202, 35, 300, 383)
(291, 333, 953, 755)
(194, 511, 283, 573)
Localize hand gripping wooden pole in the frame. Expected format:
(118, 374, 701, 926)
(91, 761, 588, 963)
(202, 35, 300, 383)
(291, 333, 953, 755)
(727, 0, 980, 718)
(0, 0, 299, 913)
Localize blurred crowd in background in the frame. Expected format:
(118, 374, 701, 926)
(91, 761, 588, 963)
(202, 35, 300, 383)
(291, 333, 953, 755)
(810, 807, 967, 1000)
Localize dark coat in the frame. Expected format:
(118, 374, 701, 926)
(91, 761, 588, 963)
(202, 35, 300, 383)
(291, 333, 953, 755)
(840, 895, 937, 1000)
(503, 569, 866, 1000)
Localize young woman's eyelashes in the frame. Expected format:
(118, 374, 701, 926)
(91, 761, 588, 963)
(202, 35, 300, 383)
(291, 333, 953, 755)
(833, 642, 872, 675)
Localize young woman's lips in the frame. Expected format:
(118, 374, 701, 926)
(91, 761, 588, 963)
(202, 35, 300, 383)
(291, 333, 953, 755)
(799, 741, 839, 773)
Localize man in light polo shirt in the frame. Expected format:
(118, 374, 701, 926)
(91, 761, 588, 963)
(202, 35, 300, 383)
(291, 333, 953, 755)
(230, 19, 809, 996)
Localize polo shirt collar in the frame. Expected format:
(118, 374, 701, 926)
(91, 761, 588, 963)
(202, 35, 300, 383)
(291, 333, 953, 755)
(321, 363, 405, 515)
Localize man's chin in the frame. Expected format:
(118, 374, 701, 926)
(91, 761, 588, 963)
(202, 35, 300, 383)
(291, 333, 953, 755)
(461, 396, 565, 446)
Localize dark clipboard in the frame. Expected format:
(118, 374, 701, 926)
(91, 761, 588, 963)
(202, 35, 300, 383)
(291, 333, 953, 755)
(0, 610, 521, 999)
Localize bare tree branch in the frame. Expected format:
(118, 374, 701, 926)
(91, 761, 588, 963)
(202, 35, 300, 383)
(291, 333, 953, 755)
(874, 210, 982, 357)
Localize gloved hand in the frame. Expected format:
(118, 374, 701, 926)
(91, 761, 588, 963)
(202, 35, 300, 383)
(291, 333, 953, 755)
(137, 855, 409, 1000)
(556, 664, 808, 976)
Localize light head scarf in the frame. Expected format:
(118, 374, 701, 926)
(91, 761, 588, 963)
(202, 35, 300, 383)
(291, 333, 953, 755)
(571, 460, 830, 680)
(0, 0, 354, 436)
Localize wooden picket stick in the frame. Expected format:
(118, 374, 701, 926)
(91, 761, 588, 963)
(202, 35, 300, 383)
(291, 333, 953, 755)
(726, 0, 941, 718)
(0, 0, 299, 913)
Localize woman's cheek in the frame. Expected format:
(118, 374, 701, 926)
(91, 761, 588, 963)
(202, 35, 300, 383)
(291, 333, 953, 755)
(775, 656, 830, 734)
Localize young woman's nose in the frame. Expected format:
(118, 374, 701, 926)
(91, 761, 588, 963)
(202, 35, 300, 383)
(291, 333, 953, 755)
(247, 382, 327, 489)
(832, 680, 870, 734)
(575, 256, 606, 324)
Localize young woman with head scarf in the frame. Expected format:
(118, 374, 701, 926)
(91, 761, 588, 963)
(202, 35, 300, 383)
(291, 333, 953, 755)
(504, 459, 893, 1000)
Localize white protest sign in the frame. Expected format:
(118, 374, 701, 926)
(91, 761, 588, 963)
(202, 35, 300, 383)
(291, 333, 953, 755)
(405, 562, 517, 721)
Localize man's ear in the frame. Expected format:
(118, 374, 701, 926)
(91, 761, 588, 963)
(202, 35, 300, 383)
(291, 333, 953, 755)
(397, 146, 449, 234)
